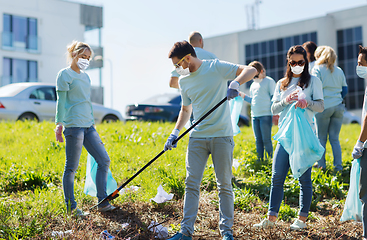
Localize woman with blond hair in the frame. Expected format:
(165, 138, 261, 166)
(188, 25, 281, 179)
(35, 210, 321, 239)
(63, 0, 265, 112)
(312, 46, 348, 172)
(55, 40, 116, 216)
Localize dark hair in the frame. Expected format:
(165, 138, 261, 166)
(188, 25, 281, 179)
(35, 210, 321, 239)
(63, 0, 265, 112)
(248, 61, 264, 73)
(359, 45, 367, 62)
(281, 45, 311, 91)
(168, 41, 197, 59)
(302, 41, 317, 62)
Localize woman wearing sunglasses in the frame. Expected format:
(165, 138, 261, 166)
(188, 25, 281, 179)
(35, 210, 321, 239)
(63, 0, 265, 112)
(253, 45, 324, 230)
(312, 46, 347, 172)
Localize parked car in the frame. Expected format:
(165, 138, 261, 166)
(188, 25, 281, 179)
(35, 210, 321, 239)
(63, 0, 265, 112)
(126, 93, 250, 126)
(0, 82, 124, 123)
(343, 110, 361, 124)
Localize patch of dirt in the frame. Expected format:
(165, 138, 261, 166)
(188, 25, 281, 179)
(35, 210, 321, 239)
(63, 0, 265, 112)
(40, 192, 363, 240)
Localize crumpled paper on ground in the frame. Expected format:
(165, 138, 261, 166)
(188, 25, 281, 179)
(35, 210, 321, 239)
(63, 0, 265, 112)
(150, 185, 174, 203)
(148, 221, 169, 239)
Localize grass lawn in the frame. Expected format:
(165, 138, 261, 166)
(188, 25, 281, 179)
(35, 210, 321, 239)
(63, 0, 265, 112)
(0, 120, 363, 239)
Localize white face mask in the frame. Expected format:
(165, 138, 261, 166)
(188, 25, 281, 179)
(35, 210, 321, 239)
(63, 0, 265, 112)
(176, 66, 190, 76)
(356, 66, 367, 79)
(291, 65, 304, 75)
(77, 58, 90, 70)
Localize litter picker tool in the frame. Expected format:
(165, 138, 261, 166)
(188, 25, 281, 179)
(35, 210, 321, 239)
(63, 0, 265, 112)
(90, 96, 228, 209)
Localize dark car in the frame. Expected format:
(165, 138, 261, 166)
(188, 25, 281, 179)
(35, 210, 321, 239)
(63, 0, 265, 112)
(125, 93, 249, 126)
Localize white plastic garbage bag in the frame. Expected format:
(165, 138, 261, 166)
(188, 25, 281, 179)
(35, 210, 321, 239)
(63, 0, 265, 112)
(340, 158, 363, 222)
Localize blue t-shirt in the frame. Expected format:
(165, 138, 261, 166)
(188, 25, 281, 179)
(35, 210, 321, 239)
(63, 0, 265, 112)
(55, 67, 94, 127)
(311, 64, 347, 109)
(249, 76, 276, 117)
(179, 59, 238, 137)
(272, 75, 324, 131)
(171, 47, 217, 78)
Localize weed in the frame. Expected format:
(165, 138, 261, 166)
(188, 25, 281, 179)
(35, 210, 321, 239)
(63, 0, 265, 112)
(278, 204, 298, 222)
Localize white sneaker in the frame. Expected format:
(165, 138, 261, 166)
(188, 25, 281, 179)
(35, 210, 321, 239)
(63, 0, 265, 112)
(290, 219, 306, 230)
(253, 219, 276, 228)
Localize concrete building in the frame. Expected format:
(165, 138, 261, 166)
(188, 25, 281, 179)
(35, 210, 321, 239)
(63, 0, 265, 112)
(0, 0, 104, 104)
(204, 5, 367, 116)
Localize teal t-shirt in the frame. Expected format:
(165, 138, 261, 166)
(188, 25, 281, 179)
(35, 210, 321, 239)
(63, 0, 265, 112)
(171, 47, 217, 78)
(55, 67, 94, 127)
(272, 75, 324, 131)
(179, 59, 238, 137)
(249, 76, 276, 117)
(311, 64, 347, 109)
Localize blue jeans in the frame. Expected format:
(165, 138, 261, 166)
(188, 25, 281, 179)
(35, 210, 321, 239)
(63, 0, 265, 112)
(252, 115, 273, 160)
(360, 150, 367, 238)
(180, 137, 234, 237)
(315, 103, 344, 171)
(63, 126, 111, 210)
(268, 143, 313, 217)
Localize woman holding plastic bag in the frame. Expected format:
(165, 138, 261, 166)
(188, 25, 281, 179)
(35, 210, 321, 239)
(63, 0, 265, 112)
(253, 45, 324, 230)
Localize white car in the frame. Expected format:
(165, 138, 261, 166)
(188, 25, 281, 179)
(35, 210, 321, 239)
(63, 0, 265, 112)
(0, 82, 124, 123)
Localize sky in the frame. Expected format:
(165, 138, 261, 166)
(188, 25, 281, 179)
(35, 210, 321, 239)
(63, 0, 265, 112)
(67, 0, 367, 117)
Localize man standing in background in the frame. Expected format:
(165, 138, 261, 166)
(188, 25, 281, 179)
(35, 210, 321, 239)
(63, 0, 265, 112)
(169, 31, 217, 89)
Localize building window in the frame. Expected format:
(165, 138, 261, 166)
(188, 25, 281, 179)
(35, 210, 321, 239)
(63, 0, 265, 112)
(337, 26, 363, 110)
(2, 14, 39, 52)
(245, 32, 317, 87)
(1, 57, 38, 86)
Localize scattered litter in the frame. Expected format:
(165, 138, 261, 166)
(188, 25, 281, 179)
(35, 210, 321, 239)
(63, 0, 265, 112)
(150, 185, 174, 203)
(51, 230, 73, 237)
(120, 185, 140, 194)
(121, 223, 130, 229)
(100, 230, 115, 239)
(148, 221, 169, 239)
(232, 158, 240, 170)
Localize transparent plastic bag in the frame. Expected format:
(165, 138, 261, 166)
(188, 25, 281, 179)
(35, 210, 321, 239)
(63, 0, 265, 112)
(84, 153, 117, 197)
(273, 103, 325, 179)
(340, 158, 363, 222)
(229, 95, 244, 136)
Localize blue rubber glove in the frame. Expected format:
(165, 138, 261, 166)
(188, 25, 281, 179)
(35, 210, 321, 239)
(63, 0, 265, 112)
(164, 129, 179, 151)
(352, 140, 364, 159)
(227, 80, 240, 100)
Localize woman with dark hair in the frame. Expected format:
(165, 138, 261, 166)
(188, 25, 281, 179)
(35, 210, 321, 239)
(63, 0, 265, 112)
(303, 41, 318, 73)
(253, 45, 324, 230)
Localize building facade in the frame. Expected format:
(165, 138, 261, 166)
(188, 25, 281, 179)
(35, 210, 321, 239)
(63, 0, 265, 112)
(204, 5, 367, 115)
(0, 0, 104, 103)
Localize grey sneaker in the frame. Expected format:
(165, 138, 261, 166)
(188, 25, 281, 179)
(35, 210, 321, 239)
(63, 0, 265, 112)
(290, 219, 306, 230)
(98, 204, 117, 212)
(73, 208, 90, 218)
(253, 219, 275, 228)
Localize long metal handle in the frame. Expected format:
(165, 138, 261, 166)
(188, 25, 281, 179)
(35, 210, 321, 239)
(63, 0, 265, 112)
(90, 96, 228, 209)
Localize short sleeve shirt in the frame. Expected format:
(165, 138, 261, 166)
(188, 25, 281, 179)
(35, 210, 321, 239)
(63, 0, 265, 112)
(56, 67, 94, 127)
(249, 76, 276, 117)
(311, 64, 347, 109)
(179, 59, 238, 137)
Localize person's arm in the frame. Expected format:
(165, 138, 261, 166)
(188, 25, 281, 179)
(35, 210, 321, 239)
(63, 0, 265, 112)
(271, 90, 298, 114)
(342, 86, 348, 98)
(55, 91, 66, 125)
(305, 99, 324, 112)
(352, 114, 367, 159)
(55, 91, 66, 142)
(234, 65, 258, 85)
(227, 66, 258, 100)
(169, 76, 179, 89)
(164, 104, 192, 151)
